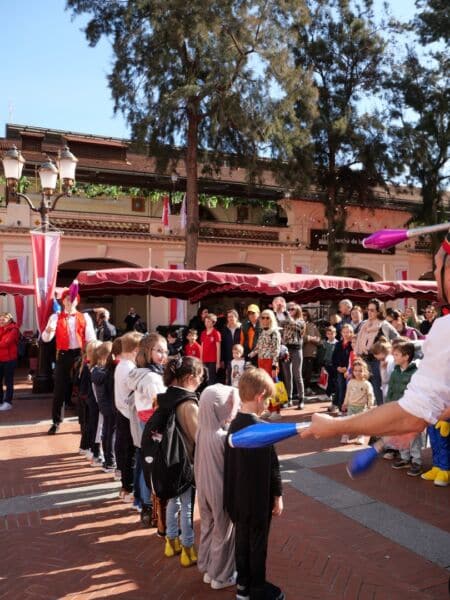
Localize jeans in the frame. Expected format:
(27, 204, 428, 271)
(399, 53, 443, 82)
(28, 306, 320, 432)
(400, 432, 424, 464)
(367, 359, 383, 406)
(115, 411, 135, 493)
(282, 348, 304, 400)
(0, 359, 16, 404)
(166, 486, 194, 546)
(133, 447, 151, 506)
(334, 372, 347, 409)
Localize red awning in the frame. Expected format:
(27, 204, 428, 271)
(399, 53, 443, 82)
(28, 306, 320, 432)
(383, 280, 438, 301)
(0, 282, 35, 296)
(77, 267, 396, 303)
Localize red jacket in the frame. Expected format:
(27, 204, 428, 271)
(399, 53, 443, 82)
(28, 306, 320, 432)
(0, 322, 20, 362)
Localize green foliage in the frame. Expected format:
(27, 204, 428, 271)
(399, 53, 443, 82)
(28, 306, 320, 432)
(415, 0, 450, 45)
(287, 0, 391, 273)
(66, 0, 314, 267)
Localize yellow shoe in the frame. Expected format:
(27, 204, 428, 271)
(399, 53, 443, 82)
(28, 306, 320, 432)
(421, 466, 440, 481)
(180, 544, 197, 567)
(164, 536, 181, 558)
(434, 469, 450, 487)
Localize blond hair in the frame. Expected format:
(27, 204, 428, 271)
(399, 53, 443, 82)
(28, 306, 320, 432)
(92, 341, 112, 366)
(351, 359, 370, 380)
(85, 340, 102, 364)
(138, 332, 166, 364)
(120, 331, 143, 353)
(239, 367, 275, 403)
(259, 309, 278, 331)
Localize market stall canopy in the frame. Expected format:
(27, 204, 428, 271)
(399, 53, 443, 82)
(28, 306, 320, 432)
(77, 267, 398, 303)
(383, 280, 438, 302)
(0, 282, 35, 296)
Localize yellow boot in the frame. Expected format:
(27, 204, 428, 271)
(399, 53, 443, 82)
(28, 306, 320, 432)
(421, 466, 440, 481)
(164, 536, 182, 558)
(434, 469, 450, 487)
(180, 544, 198, 567)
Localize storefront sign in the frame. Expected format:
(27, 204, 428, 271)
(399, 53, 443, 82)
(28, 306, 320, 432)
(309, 229, 396, 254)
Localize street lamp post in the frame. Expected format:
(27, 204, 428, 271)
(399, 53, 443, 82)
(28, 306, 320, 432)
(1, 145, 78, 393)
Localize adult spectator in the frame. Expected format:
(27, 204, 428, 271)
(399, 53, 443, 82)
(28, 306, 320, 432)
(0, 312, 20, 411)
(95, 309, 117, 341)
(282, 303, 305, 409)
(42, 289, 96, 434)
(405, 306, 421, 330)
(419, 305, 437, 336)
(389, 309, 424, 341)
(220, 309, 242, 384)
(124, 307, 141, 332)
(272, 296, 288, 325)
(188, 306, 209, 337)
(335, 299, 353, 338)
(350, 305, 365, 334)
(240, 304, 261, 365)
(353, 298, 399, 406)
(302, 310, 321, 396)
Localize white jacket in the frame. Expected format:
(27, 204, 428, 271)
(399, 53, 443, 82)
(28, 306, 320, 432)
(127, 367, 166, 423)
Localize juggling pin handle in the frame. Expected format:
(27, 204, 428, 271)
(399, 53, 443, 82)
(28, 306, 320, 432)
(228, 421, 309, 449)
(346, 439, 385, 478)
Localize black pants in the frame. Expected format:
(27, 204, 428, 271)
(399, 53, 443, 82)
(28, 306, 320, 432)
(0, 359, 17, 405)
(52, 349, 80, 425)
(235, 519, 270, 597)
(78, 396, 90, 450)
(102, 411, 116, 467)
(87, 396, 100, 457)
(115, 411, 134, 492)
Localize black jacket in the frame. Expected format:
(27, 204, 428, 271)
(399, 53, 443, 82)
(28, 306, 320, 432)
(224, 412, 282, 524)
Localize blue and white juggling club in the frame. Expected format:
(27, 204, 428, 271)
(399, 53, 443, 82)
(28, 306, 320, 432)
(52, 297, 61, 314)
(346, 439, 385, 478)
(228, 422, 310, 449)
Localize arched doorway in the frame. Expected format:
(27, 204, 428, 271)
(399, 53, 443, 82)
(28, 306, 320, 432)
(58, 258, 143, 334)
(334, 267, 379, 282)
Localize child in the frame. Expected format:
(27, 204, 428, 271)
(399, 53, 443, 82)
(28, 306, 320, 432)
(321, 325, 338, 409)
(230, 344, 245, 388)
(248, 310, 281, 420)
(341, 359, 375, 445)
(371, 339, 395, 404)
(105, 337, 122, 478)
(167, 327, 183, 358)
(330, 323, 355, 414)
(114, 331, 143, 502)
(153, 356, 203, 566)
(200, 313, 221, 385)
(184, 329, 202, 360)
(127, 333, 167, 526)
(78, 340, 102, 463)
(224, 367, 284, 600)
(91, 341, 116, 472)
(387, 341, 424, 476)
(195, 384, 239, 590)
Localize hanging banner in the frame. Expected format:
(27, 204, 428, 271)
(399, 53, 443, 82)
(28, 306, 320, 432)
(31, 231, 61, 333)
(6, 256, 28, 328)
(169, 263, 187, 325)
(161, 195, 170, 228)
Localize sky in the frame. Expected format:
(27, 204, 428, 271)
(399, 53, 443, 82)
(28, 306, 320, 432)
(0, 0, 418, 141)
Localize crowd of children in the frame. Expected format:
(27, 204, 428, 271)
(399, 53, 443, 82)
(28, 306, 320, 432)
(73, 323, 286, 600)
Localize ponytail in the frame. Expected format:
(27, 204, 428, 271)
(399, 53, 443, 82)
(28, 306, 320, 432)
(163, 355, 203, 387)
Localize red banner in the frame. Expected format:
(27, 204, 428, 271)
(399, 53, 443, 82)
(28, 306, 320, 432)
(161, 195, 170, 228)
(31, 231, 61, 333)
(6, 257, 27, 328)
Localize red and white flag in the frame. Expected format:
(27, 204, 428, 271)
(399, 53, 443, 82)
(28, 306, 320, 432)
(31, 231, 61, 333)
(162, 195, 170, 228)
(6, 256, 28, 328)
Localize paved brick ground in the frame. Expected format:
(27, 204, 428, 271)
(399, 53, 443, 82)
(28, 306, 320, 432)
(0, 370, 449, 599)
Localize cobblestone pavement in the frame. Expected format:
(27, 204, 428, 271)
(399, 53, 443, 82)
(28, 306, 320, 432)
(0, 371, 449, 599)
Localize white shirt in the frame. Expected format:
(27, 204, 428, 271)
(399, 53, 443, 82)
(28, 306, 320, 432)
(41, 312, 96, 348)
(398, 314, 450, 424)
(114, 358, 136, 419)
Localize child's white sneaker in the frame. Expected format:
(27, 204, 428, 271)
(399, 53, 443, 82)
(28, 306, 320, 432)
(211, 572, 237, 589)
(340, 434, 349, 444)
(355, 435, 365, 445)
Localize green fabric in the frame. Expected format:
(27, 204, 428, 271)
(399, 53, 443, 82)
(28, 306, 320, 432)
(386, 361, 417, 403)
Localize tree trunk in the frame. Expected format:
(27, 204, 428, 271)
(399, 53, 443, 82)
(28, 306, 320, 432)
(325, 184, 346, 275)
(184, 108, 200, 270)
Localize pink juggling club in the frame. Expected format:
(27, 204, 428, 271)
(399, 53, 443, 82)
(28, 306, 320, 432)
(228, 422, 309, 449)
(68, 279, 79, 302)
(362, 222, 450, 250)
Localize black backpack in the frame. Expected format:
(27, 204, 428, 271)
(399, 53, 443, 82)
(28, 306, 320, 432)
(141, 405, 194, 500)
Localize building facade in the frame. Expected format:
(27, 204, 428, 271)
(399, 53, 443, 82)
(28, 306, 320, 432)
(0, 124, 439, 331)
